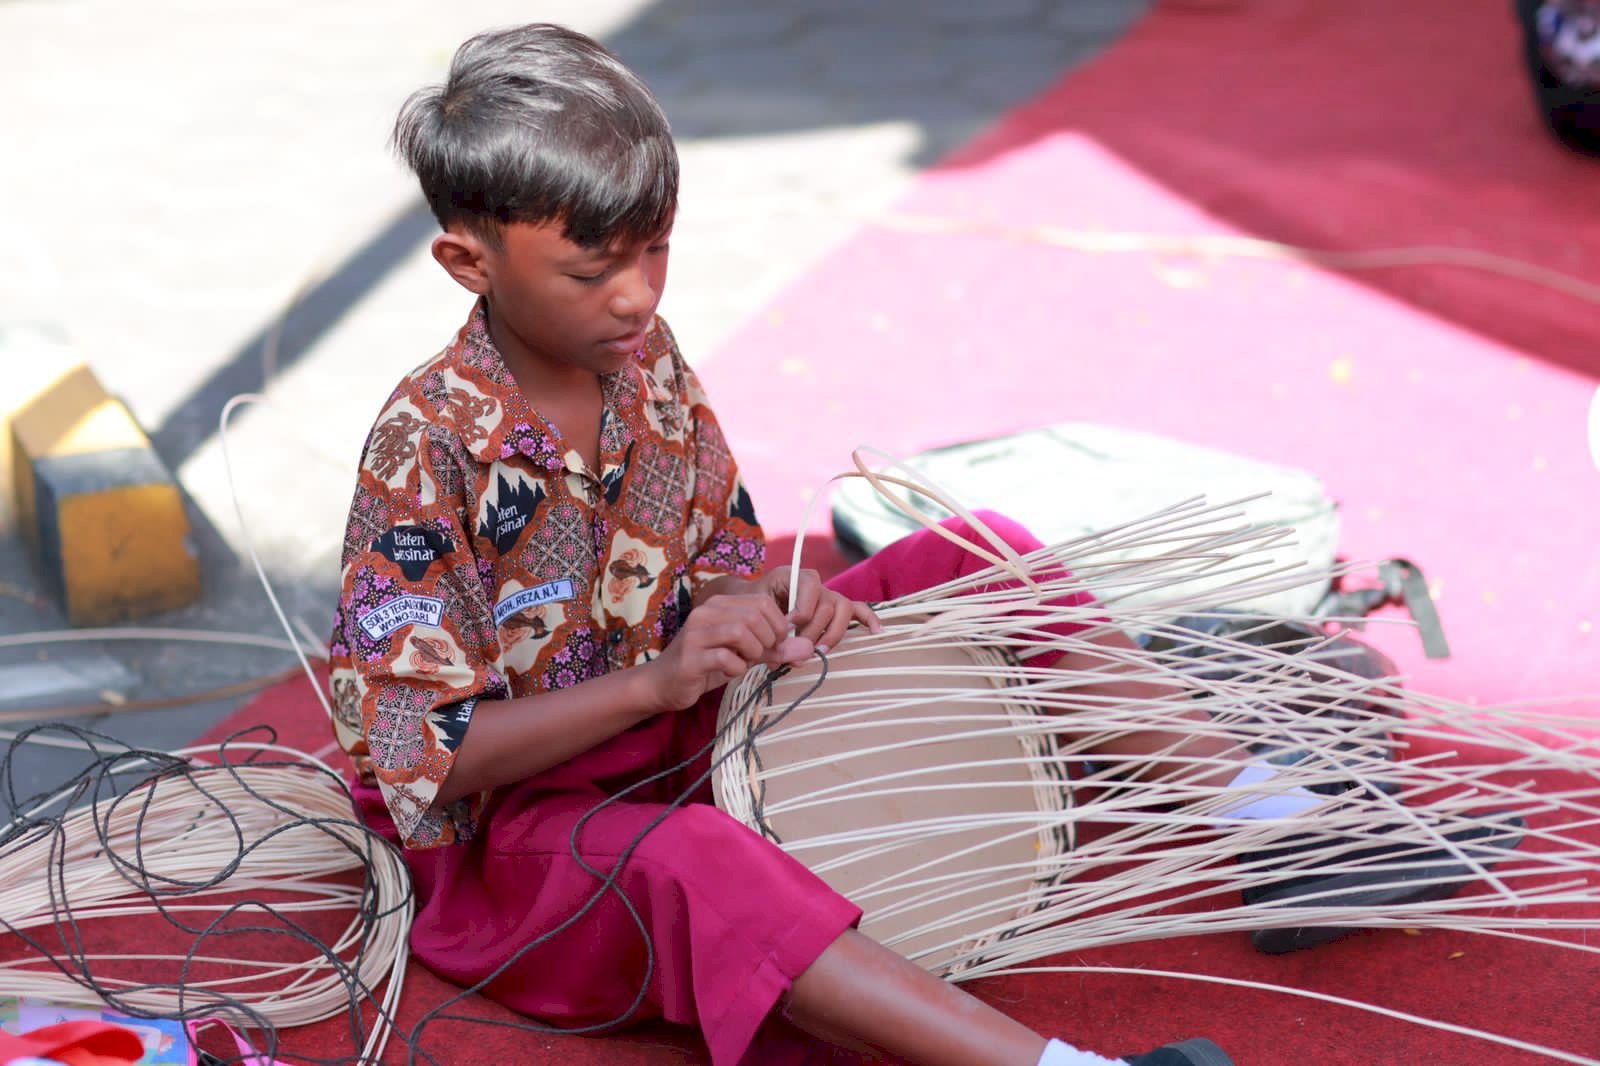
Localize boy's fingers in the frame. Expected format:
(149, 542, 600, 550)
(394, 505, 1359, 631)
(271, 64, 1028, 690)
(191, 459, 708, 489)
(804, 592, 843, 651)
(794, 596, 836, 645)
(701, 602, 790, 659)
(768, 633, 815, 665)
(820, 605, 855, 653)
(706, 649, 746, 683)
(785, 571, 821, 625)
(701, 593, 788, 649)
(701, 623, 768, 664)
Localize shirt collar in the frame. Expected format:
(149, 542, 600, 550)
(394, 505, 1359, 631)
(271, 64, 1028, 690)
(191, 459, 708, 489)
(444, 299, 643, 470)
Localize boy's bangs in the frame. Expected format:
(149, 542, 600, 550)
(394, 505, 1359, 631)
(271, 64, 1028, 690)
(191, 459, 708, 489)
(551, 132, 678, 249)
(396, 24, 679, 249)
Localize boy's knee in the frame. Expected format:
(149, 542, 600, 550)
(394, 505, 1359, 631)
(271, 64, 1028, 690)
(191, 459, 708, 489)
(634, 803, 790, 885)
(652, 803, 751, 852)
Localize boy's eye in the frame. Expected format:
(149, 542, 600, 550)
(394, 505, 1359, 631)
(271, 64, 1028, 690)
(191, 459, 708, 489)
(647, 241, 671, 254)
(568, 271, 605, 283)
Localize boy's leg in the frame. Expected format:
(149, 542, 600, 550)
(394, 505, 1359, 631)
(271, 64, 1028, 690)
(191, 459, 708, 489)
(404, 787, 857, 1065)
(784, 927, 1045, 1065)
(412, 783, 1192, 1066)
(786, 928, 1233, 1066)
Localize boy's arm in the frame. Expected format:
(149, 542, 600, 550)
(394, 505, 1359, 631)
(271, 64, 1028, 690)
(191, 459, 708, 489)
(332, 416, 509, 849)
(434, 668, 659, 805)
(693, 571, 756, 603)
(436, 586, 804, 804)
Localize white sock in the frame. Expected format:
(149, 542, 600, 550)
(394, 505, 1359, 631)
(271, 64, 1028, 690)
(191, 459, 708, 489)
(1212, 762, 1324, 821)
(1037, 1037, 1124, 1066)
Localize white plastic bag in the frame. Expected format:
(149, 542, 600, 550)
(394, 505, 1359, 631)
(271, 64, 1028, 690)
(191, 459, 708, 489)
(830, 423, 1341, 618)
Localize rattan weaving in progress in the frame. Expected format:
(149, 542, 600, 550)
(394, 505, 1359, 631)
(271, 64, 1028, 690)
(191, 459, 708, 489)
(714, 487, 1600, 1061)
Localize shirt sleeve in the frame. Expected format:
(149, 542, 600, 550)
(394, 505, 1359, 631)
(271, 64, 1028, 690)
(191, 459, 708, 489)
(328, 408, 504, 849)
(678, 358, 767, 591)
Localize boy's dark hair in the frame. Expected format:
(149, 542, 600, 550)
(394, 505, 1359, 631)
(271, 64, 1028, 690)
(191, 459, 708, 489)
(393, 23, 678, 248)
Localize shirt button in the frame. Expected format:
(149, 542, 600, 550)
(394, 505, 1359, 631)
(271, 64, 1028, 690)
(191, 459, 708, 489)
(609, 631, 624, 644)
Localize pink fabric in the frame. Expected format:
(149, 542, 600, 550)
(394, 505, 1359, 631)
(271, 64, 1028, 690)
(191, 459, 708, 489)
(352, 512, 1084, 1066)
(185, 1020, 282, 1066)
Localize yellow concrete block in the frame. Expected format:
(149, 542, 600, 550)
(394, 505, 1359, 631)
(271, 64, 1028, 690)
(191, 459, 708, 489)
(0, 324, 78, 533)
(8, 356, 201, 625)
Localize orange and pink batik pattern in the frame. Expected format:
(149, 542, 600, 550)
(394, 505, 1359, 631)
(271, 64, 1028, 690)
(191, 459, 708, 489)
(327, 302, 764, 848)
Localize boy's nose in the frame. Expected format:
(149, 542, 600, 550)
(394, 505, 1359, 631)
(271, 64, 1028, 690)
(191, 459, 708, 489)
(609, 264, 657, 318)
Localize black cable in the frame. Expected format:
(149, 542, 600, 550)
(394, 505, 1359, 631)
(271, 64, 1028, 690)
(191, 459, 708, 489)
(0, 652, 832, 1066)
(0, 722, 413, 1066)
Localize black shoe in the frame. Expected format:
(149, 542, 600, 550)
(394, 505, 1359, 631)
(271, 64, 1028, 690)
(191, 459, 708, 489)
(1243, 809, 1526, 955)
(1122, 1038, 1235, 1065)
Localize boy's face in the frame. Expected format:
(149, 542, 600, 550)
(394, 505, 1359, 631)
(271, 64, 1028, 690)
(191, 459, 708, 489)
(435, 215, 672, 380)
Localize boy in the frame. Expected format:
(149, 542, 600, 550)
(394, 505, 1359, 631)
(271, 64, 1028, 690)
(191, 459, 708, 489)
(328, 23, 1518, 1066)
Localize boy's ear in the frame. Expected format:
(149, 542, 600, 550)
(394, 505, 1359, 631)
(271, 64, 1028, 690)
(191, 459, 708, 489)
(431, 229, 492, 295)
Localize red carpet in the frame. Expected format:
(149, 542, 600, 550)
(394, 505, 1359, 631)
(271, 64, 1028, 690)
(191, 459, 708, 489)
(19, 2, 1600, 1063)
(184, 668, 1600, 1065)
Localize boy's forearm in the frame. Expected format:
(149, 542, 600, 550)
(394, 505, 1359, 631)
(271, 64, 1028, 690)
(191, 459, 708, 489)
(435, 665, 664, 805)
(692, 573, 752, 607)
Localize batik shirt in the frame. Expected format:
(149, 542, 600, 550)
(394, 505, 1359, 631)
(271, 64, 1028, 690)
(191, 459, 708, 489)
(327, 302, 765, 849)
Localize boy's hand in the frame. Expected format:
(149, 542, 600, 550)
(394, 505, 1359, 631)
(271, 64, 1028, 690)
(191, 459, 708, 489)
(750, 565, 882, 655)
(645, 592, 812, 713)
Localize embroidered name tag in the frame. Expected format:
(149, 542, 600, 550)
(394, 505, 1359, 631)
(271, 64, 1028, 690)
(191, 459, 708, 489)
(432, 695, 478, 754)
(479, 474, 546, 555)
(494, 580, 577, 626)
(358, 595, 446, 639)
(371, 525, 457, 580)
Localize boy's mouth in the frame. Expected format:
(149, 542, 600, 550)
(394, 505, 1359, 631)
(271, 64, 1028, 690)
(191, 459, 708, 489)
(601, 325, 649, 353)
